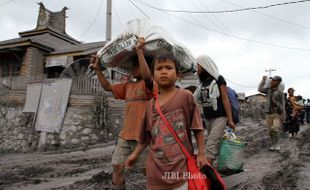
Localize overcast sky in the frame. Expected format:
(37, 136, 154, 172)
(1, 0, 309, 99)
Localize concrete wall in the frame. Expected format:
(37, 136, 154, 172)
(0, 105, 39, 152)
(0, 91, 124, 152)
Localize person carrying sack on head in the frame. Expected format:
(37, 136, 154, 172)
(193, 55, 237, 166)
(90, 37, 154, 189)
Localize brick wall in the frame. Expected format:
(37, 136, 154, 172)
(20, 47, 46, 76)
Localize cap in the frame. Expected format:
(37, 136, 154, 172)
(271, 76, 282, 83)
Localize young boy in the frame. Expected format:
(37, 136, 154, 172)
(90, 37, 153, 189)
(125, 54, 208, 190)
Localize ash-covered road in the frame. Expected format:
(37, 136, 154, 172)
(1, 120, 309, 190)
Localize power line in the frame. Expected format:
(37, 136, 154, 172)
(127, 0, 138, 19)
(112, 3, 124, 31)
(185, 0, 254, 59)
(192, 0, 265, 69)
(128, 0, 259, 89)
(78, 0, 105, 39)
(0, 0, 14, 6)
(132, 0, 310, 14)
(128, 0, 150, 19)
(193, 0, 256, 59)
(221, 0, 310, 30)
(130, 0, 310, 51)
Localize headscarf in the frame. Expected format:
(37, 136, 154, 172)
(196, 55, 220, 110)
(196, 55, 220, 80)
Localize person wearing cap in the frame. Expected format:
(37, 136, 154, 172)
(258, 75, 285, 151)
(285, 87, 302, 139)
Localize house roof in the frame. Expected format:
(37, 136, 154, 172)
(19, 28, 79, 44)
(0, 3, 80, 52)
(237, 92, 246, 100)
(49, 41, 106, 55)
(44, 41, 106, 67)
(0, 37, 53, 52)
(0, 31, 81, 52)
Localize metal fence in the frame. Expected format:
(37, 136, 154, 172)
(70, 76, 104, 94)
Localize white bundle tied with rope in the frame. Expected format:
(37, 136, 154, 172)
(96, 19, 196, 77)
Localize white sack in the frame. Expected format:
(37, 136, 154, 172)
(97, 19, 196, 77)
(263, 77, 285, 92)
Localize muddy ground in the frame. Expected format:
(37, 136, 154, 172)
(1, 119, 310, 190)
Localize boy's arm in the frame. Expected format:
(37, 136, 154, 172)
(193, 130, 208, 168)
(90, 55, 112, 91)
(136, 37, 153, 91)
(125, 142, 148, 168)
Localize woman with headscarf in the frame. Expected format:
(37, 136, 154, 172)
(285, 88, 302, 139)
(194, 55, 236, 165)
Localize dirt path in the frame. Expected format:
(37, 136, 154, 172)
(225, 120, 310, 190)
(1, 120, 310, 190)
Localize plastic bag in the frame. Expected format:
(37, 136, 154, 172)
(223, 128, 237, 141)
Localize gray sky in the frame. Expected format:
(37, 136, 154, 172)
(1, 0, 309, 99)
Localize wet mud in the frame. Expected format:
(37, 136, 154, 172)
(1, 120, 310, 190)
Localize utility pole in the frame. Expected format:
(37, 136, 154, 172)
(265, 68, 276, 76)
(106, 0, 112, 41)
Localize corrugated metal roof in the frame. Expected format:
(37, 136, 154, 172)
(0, 32, 105, 56)
(0, 33, 81, 52)
(0, 38, 27, 46)
(30, 33, 78, 50)
(19, 28, 79, 44)
(50, 41, 106, 55)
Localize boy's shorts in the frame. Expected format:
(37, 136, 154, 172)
(111, 137, 148, 169)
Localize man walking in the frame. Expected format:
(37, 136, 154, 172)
(258, 76, 285, 151)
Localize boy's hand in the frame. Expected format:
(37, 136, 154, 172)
(135, 37, 145, 51)
(89, 54, 101, 72)
(125, 153, 138, 169)
(196, 152, 208, 168)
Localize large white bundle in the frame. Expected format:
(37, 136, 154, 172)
(97, 19, 196, 77)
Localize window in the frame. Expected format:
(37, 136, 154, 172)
(0, 53, 22, 77)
